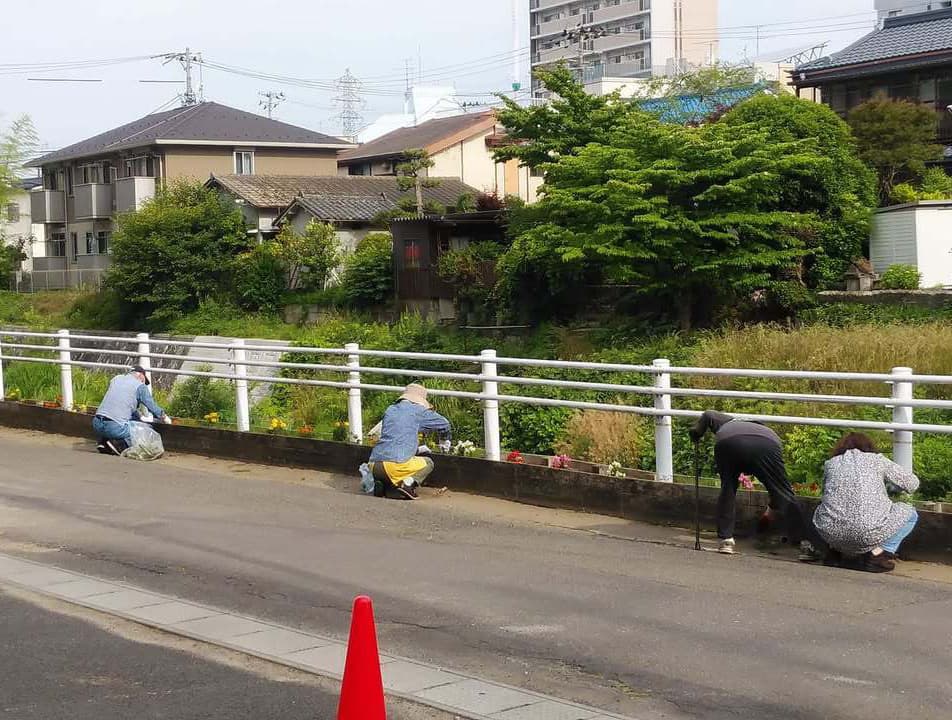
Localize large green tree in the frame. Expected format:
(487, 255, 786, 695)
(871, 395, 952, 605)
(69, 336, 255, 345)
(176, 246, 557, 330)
(501, 115, 831, 328)
(723, 94, 877, 287)
(106, 180, 250, 326)
(847, 96, 942, 204)
(273, 220, 342, 290)
(396, 149, 440, 215)
(643, 62, 761, 97)
(494, 65, 640, 169)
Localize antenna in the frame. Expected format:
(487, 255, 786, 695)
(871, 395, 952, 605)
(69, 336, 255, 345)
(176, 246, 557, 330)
(258, 90, 286, 118)
(334, 68, 364, 142)
(156, 48, 203, 105)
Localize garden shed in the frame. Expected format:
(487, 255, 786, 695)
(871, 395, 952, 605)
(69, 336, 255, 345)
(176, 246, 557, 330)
(870, 201, 952, 288)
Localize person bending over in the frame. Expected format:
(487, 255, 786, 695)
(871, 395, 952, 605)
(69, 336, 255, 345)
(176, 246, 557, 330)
(368, 384, 451, 500)
(690, 410, 814, 557)
(813, 433, 919, 573)
(93, 366, 167, 455)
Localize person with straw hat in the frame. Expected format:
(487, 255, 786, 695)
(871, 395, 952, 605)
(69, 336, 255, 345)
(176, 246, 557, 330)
(367, 384, 451, 500)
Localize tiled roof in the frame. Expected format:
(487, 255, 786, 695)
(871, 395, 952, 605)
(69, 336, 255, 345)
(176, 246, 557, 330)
(28, 102, 352, 167)
(294, 195, 394, 222)
(15, 177, 43, 191)
(798, 9, 952, 73)
(636, 83, 770, 124)
(338, 112, 497, 163)
(211, 174, 477, 213)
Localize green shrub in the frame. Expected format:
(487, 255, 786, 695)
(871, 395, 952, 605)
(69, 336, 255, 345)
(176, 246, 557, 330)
(801, 302, 952, 327)
(889, 183, 919, 205)
(914, 435, 952, 501)
(166, 366, 235, 423)
(234, 245, 286, 312)
(341, 233, 393, 308)
(783, 426, 842, 486)
(501, 404, 573, 455)
(65, 289, 125, 330)
(879, 264, 921, 290)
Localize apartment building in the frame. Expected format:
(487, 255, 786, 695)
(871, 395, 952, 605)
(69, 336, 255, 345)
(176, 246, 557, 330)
(876, 0, 952, 24)
(25, 101, 353, 289)
(529, 0, 719, 97)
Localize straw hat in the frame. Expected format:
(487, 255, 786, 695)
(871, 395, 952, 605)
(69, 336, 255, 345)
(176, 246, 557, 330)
(399, 383, 431, 409)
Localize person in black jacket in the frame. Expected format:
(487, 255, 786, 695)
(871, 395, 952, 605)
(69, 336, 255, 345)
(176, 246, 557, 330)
(690, 410, 819, 559)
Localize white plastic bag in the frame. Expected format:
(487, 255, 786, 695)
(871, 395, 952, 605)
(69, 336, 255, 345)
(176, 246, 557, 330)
(121, 421, 165, 461)
(359, 463, 375, 494)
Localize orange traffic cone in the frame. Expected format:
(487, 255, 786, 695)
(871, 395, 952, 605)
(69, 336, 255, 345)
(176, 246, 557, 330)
(337, 595, 386, 720)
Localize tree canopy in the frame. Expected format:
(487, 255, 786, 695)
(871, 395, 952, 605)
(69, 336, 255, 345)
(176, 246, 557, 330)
(493, 75, 878, 326)
(0, 115, 38, 210)
(106, 181, 251, 326)
(847, 96, 942, 204)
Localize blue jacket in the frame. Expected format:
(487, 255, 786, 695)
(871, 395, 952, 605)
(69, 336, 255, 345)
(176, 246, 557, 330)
(369, 400, 451, 463)
(97, 373, 165, 423)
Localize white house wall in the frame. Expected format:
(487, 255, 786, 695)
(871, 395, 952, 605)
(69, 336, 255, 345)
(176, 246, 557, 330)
(914, 205, 952, 288)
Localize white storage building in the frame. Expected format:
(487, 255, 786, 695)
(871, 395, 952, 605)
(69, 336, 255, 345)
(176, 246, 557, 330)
(870, 201, 952, 288)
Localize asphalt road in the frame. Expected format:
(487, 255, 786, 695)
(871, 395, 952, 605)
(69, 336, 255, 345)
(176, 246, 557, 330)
(0, 587, 448, 720)
(0, 427, 950, 720)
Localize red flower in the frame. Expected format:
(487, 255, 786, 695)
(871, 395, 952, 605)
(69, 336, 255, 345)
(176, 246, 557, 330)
(506, 451, 525, 464)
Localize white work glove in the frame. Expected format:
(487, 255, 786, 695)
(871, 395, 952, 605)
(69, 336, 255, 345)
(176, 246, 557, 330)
(163, 414, 173, 425)
(418, 445, 432, 455)
(438, 440, 451, 454)
(139, 410, 154, 423)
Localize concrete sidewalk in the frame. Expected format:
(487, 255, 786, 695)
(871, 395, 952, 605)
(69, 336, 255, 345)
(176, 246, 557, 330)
(0, 552, 629, 720)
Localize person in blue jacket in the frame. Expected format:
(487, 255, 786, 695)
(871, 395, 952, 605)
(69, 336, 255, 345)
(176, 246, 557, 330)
(93, 366, 167, 455)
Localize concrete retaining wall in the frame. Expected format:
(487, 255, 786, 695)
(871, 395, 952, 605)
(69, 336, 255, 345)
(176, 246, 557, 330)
(2, 400, 949, 562)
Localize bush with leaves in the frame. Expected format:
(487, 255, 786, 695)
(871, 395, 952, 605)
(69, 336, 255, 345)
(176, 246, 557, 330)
(166, 365, 235, 424)
(0, 237, 26, 277)
(890, 168, 952, 204)
(340, 232, 393, 307)
(437, 241, 502, 323)
(234, 244, 286, 312)
(106, 180, 250, 328)
(879, 264, 921, 290)
(273, 221, 342, 290)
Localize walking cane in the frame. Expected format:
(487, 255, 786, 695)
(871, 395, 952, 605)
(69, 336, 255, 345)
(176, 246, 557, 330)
(694, 440, 702, 551)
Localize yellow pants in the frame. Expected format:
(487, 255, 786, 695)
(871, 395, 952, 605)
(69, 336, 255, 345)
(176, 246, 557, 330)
(371, 456, 435, 488)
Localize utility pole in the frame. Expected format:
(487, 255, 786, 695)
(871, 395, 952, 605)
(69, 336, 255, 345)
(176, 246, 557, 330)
(334, 69, 364, 142)
(562, 23, 607, 84)
(258, 90, 285, 118)
(155, 48, 203, 105)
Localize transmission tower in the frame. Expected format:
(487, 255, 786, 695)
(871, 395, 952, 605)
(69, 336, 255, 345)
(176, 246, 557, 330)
(334, 69, 364, 142)
(258, 90, 286, 118)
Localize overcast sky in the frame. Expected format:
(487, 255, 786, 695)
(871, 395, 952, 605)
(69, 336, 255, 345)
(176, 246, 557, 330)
(2, 0, 877, 153)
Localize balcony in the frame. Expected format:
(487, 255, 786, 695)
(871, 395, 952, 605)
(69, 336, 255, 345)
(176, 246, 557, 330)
(30, 190, 66, 224)
(115, 176, 156, 213)
(73, 183, 114, 219)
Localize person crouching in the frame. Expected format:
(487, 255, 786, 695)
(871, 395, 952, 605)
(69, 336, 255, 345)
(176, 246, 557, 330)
(93, 365, 167, 456)
(367, 384, 451, 500)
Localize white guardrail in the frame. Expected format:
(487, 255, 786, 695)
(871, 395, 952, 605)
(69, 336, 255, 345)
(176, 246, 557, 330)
(2, 329, 952, 480)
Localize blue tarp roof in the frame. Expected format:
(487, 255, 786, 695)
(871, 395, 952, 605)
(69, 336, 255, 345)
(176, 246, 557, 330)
(635, 83, 771, 124)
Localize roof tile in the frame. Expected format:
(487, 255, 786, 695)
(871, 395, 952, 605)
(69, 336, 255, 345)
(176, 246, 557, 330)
(338, 112, 496, 163)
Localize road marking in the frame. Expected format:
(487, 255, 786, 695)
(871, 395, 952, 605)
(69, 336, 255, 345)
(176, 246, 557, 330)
(0, 552, 634, 720)
(823, 675, 875, 686)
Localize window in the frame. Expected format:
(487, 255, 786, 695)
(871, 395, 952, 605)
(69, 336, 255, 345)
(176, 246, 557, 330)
(48, 232, 66, 257)
(75, 163, 103, 184)
(234, 151, 255, 175)
(85, 232, 95, 255)
(123, 156, 154, 178)
(5, 203, 18, 223)
(403, 239, 421, 269)
(70, 232, 78, 259)
(97, 231, 109, 254)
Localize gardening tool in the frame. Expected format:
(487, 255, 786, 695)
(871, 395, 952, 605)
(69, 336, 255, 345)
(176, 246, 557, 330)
(693, 440, 702, 551)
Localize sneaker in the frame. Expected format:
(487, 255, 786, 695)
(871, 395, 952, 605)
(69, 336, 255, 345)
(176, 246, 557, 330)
(96, 443, 110, 455)
(393, 484, 417, 501)
(799, 540, 823, 563)
(862, 551, 896, 573)
(718, 538, 736, 555)
(104, 440, 124, 456)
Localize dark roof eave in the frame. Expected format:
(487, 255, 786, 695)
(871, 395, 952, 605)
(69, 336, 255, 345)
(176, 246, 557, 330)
(794, 50, 952, 86)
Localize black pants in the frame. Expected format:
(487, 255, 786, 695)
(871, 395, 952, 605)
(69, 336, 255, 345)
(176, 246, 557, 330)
(714, 434, 809, 543)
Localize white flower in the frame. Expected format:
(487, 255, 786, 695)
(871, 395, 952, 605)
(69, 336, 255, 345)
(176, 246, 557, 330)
(606, 461, 627, 478)
(454, 440, 478, 457)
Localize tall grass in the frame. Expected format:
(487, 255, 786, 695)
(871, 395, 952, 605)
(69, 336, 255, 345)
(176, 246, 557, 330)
(3, 361, 111, 406)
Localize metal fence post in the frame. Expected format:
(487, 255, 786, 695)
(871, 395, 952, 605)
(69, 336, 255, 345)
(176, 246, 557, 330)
(0, 334, 5, 400)
(481, 349, 501, 461)
(58, 329, 74, 411)
(345, 343, 363, 443)
(232, 339, 250, 432)
(653, 358, 674, 483)
(891, 366, 914, 473)
(136, 332, 151, 374)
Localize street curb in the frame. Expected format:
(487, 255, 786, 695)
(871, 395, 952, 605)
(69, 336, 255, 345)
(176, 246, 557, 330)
(0, 552, 632, 720)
